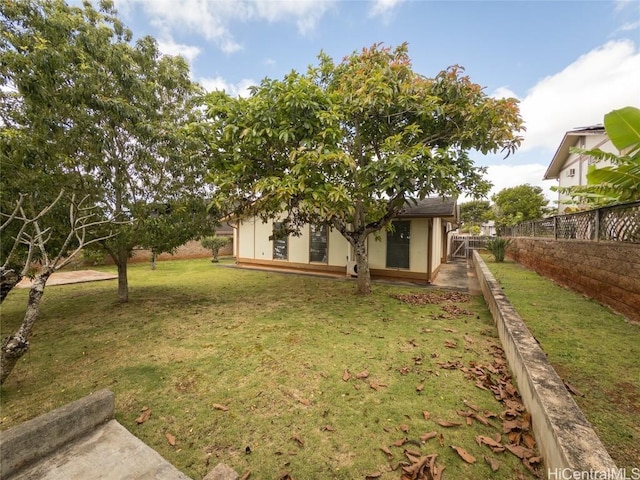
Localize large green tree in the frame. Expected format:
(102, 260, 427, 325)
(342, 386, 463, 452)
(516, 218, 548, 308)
(1, 0, 214, 303)
(492, 184, 550, 230)
(202, 43, 522, 293)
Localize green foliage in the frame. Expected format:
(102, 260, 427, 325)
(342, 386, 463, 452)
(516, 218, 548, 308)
(1, 0, 212, 300)
(201, 43, 523, 292)
(492, 184, 549, 230)
(553, 106, 640, 206)
(484, 237, 512, 262)
(459, 200, 492, 231)
(200, 235, 231, 261)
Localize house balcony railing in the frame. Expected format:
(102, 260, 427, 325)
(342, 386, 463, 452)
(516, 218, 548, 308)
(502, 200, 640, 244)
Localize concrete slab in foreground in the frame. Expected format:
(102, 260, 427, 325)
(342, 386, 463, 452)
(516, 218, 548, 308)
(0, 389, 190, 480)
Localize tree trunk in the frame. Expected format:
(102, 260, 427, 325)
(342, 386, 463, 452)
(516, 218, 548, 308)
(0, 268, 22, 304)
(0, 269, 51, 384)
(150, 252, 157, 270)
(354, 236, 371, 295)
(116, 250, 129, 303)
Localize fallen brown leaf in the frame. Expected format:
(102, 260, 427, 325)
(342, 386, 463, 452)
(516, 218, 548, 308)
(475, 435, 502, 448)
(422, 410, 431, 421)
(365, 473, 381, 479)
(165, 433, 176, 446)
(240, 471, 251, 480)
(392, 437, 408, 447)
(436, 419, 462, 428)
(380, 445, 393, 459)
(420, 431, 437, 442)
(399, 424, 410, 433)
(291, 434, 304, 447)
(135, 409, 151, 425)
(450, 445, 476, 464)
(564, 380, 585, 397)
(320, 425, 334, 432)
(356, 370, 370, 379)
(416, 383, 424, 392)
(212, 403, 229, 411)
(342, 370, 351, 382)
(484, 455, 500, 472)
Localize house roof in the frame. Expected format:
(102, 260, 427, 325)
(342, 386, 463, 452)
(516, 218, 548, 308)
(397, 197, 457, 221)
(543, 124, 605, 180)
(214, 224, 234, 236)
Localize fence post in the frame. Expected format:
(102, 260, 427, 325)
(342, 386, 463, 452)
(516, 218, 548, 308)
(554, 216, 558, 240)
(594, 208, 600, 242)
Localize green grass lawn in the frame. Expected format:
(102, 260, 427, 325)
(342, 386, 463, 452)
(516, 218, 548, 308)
(483, 255, 640, 469)
(1, 259, 538, 479)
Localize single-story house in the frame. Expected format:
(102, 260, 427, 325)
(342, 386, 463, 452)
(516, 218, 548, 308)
(543, 124, 615, 213)
(230, 197, 459, 284)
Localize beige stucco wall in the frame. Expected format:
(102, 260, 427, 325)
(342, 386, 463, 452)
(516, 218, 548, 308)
(430, 217, 443, 275)
(238, 215, 434, 276)
(328, 228, 350, 266)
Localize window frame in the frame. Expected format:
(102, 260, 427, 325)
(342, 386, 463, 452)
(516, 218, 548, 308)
(272, 222, 289, 260)
(309, 224, 328, 263)
(386, 220, 411, 269)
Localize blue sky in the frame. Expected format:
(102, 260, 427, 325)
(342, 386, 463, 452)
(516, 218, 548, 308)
(109, 0, 640, 203)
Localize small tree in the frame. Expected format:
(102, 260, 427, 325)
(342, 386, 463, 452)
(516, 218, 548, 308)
(492, 184, 550, 232)
(201, 236, 231, 263)
(484, 237, 512, 263)
(1, 193, 116, 384)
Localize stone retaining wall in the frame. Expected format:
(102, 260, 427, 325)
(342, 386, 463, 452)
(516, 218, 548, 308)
(507, 238, 640, 323)
(473, 251, 617, 473)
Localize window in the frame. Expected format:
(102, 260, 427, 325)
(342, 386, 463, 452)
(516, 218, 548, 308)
(272, 222, 288, 260)
(309, 224, 328, 263)
(386, 221, 410, 269)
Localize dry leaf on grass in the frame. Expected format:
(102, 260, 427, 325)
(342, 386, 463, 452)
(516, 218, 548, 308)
(356, 370, 369, 379)
(484, 455, 500, 472)
(422, 410, 431, 421)
(342, 370, 351, 382)
(165, 433, 176, 446)
(563, 380, 585, 397)
(420, 431, 437, 442)
(436, 419, 462, 428)
(365, 473, 381, 479)
(444, 340, 458, 349)
(475, 435, 503, 448)
(450, 445, 476, 464)
(393, 437, 408, 447)
(240, 471, 251, 480)
(380, 445, 393, 459)
(320, 425, 334, 432)
(212, 403, 229, 411)
(291, 434, 304, 447)
(416, 383, 424, 392)
(135, 409, 151, 425)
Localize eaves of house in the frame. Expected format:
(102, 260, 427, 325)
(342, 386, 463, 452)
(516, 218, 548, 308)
(543, 124, 605, 180)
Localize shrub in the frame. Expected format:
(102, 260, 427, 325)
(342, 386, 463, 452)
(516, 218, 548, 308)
(200, 236, 231, 262)
(485, 237, 512, 262)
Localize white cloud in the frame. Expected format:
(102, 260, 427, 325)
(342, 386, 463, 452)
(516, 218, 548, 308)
(156, 37, 201, 66)
(484, 163, 556, 201)
(369, 0, 405, 18)
(618, 20, 640, 32)
(515, 40, 640, 152)
(199, 76, 256, 97)
(490, 86, 519, 100)
(114, 0, 335, 53)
